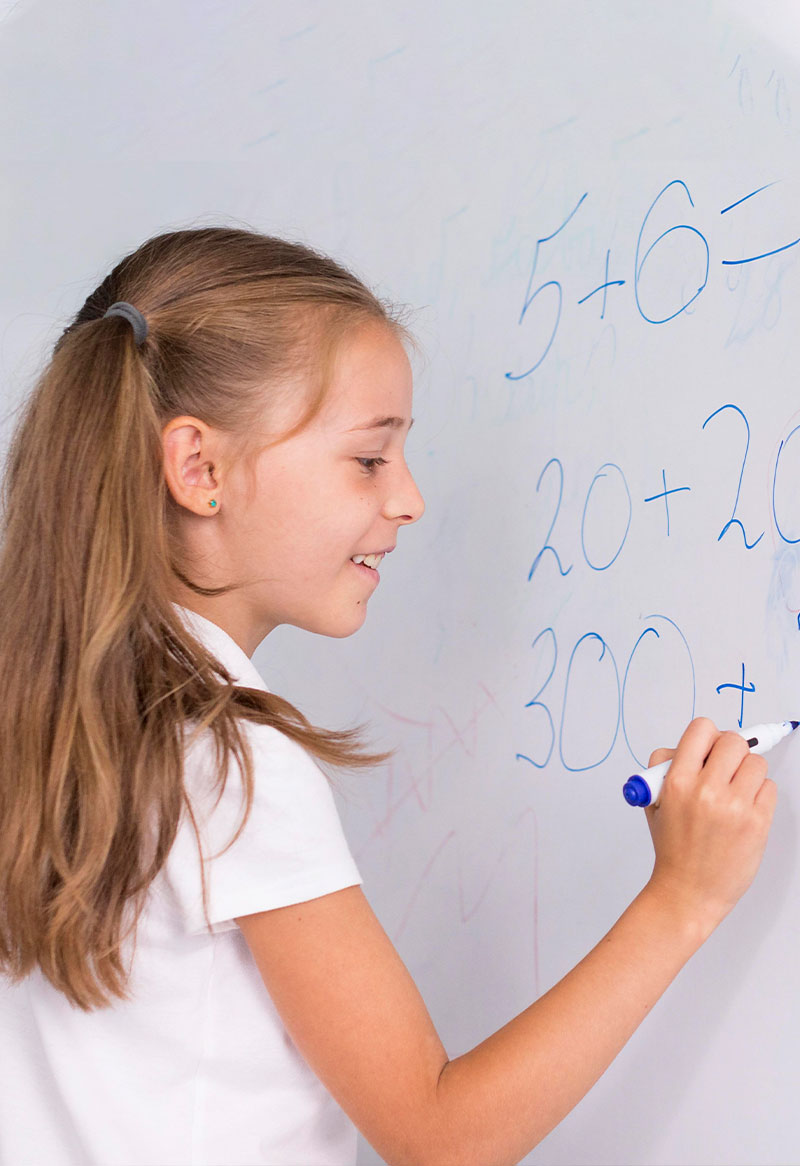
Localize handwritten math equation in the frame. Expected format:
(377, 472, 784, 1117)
(528, 405, 800, 576)
(506, 177, 800, 380)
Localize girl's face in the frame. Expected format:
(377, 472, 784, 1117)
(167, 321, 425, 655)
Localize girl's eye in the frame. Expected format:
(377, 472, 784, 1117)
(356, 457, 388, 474)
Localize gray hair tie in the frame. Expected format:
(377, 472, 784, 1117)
(103, 301, 148, 346)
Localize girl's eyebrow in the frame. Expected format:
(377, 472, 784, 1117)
(347, 416, 414, 432)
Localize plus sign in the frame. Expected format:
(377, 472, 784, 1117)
(716, 662, 755, 728)
(644, 469, 691, 536)
(577, 249, 625, 319)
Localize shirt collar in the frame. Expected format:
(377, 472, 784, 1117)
(171, 604, 271, 694)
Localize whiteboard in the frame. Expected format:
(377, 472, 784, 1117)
(3, 2, 800, 1163)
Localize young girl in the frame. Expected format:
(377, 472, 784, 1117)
(0, 226, 777, 1166)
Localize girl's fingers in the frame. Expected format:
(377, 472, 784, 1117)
(651, 724, 774, 806)
(665, 717, 722, 787)
(647, 747, 674, 768)
(755, 774, 779, 812)
(647, 718, 720, 805)
(644, 718, 777, 834)
(730, 753, 773, 806)
(699, 729, 753, 791)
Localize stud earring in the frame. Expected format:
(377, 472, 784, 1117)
(209, 500, 218, 508)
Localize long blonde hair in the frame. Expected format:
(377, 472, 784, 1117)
(0, 226, 416, 1010)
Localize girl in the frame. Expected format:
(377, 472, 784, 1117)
(0, 226, 777, 1166)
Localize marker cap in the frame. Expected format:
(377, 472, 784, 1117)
(623, 776, 651, 807)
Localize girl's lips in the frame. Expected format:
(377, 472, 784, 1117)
(350, 559, 381, 584)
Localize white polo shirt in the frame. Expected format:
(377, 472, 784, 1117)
(0, 605, 364, 1165)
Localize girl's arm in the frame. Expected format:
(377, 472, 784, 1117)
(236, 718, 776, 1166)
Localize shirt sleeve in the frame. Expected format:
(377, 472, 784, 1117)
(162, 720, 363, 935)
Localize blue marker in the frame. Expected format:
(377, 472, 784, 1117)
(623, 721, 800, 807)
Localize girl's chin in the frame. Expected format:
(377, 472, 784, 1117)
(293, 600, 370, 639)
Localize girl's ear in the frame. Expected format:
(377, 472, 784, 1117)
(162, 418, 222, 515)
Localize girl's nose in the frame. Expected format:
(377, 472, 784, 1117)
(385, 461, 425, 525)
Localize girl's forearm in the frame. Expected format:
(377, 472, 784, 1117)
(431, 881, 712, 1166)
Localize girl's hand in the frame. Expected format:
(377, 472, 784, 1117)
(643, 717, 778, 936)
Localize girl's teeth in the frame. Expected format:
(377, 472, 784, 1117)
(351, 553, 384, 568)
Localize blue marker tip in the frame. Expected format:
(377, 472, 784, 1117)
(792, 721, 799, 730)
